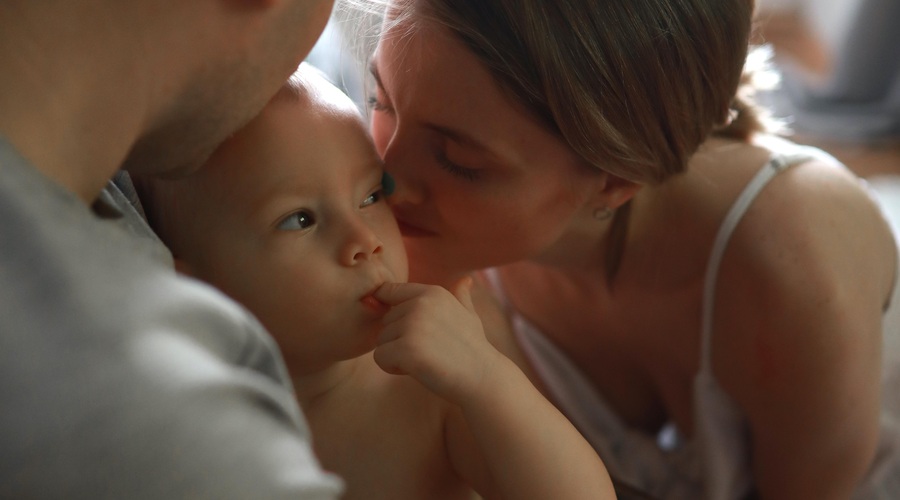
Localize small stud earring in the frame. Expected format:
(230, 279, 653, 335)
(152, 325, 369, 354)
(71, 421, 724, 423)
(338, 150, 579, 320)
(593, 207, 614, 220)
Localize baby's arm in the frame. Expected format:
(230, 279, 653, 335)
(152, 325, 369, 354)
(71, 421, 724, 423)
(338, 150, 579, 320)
(373, 279, 614, 500)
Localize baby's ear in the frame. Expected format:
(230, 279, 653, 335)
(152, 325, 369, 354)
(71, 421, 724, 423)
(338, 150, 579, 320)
(173, 257, 195, 277)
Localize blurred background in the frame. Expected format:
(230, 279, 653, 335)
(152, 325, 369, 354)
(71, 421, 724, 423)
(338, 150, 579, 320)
(753, 0, 900, 178)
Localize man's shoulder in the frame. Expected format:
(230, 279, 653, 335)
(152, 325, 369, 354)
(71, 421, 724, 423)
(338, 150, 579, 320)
(0, 139, 342, 499)
(0, 142, 277, 371)
(0, 228, 342, 498)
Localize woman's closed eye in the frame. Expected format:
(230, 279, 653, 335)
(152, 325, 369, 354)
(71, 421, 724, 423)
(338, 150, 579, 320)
(277, 210, 316, 231)
(436, 150, 480, 182)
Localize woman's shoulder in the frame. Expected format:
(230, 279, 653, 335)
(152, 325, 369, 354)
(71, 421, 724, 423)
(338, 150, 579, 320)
(696, 133, 896, 413)
(698, 133, 895, 324)
(672, 134, 888, 258)
(682, 133, 852, 188)
(695, 135, 895, 493)
(718, 133, 893, 281)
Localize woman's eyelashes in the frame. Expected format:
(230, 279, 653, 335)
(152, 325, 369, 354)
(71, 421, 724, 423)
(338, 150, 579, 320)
(367, 95, 392, 114)
(367, 87, 477, 182)
(435, 150, 480, 182)
(277, 210, 316, 231)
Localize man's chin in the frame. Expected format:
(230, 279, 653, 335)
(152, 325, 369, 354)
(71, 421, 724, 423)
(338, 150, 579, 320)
(151, 160, 207, 180)
(121, 129, 220, 180)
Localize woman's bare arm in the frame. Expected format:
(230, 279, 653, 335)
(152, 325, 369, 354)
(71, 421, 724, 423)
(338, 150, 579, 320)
(715, 160, 894, 498)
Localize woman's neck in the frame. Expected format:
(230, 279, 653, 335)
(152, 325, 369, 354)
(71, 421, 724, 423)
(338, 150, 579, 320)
(531, 212, 617, 280)
(408, 264, 473, 291)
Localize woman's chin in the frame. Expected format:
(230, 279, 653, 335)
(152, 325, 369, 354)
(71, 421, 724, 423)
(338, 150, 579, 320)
(407, 266, 463, 289)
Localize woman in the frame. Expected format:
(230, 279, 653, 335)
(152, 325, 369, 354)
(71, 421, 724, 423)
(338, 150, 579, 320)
(366, 0, 900, 498)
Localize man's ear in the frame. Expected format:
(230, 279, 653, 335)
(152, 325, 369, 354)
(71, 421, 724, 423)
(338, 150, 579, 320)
(173, 257, 195, 277)
(222, 0, 279, 9)
(215, 0, 281, 15)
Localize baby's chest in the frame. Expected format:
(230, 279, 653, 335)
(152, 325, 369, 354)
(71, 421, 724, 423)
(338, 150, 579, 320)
(313, 385, 472, 500)
(326, 439, 467, 500)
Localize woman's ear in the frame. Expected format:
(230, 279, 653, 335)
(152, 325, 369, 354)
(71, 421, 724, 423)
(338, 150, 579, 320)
(593, 173, 641, 210)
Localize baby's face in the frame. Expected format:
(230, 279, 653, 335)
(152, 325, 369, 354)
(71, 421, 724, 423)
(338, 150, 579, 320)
(182, 85, 408, 374)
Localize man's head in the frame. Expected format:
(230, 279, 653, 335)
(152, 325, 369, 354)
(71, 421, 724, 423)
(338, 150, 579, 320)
(0, 0, 336, 202)
(122, 0, 337, 178)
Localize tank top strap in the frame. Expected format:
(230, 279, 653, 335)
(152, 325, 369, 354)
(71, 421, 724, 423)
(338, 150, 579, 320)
(698, 152, 818, 374)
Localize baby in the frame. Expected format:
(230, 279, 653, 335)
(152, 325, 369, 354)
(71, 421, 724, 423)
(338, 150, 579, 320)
(138, 64, 613, 500)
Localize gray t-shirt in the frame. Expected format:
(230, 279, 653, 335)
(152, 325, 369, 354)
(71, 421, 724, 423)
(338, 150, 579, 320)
(0, 136, 343, 499)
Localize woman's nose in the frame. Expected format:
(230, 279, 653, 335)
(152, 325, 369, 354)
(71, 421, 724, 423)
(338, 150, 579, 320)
(382, 162, 425, 208)
(384, 169, 425, 207)
(339, 219, 384, 267)
(372, 116, 426, 205)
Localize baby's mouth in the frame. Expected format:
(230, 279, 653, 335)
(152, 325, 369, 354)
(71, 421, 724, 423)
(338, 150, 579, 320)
(361, 288, 389, 314)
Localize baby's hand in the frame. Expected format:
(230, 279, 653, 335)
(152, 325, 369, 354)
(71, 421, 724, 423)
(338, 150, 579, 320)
(372, 278, 503, 405)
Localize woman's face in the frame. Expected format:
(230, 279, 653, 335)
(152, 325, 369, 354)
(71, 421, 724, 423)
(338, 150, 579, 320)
(370, 20, 605, 285)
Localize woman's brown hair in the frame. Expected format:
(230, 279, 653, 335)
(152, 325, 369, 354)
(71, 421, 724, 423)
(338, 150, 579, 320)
(392, 0, 759, 184)
(384, 0, 760, 281)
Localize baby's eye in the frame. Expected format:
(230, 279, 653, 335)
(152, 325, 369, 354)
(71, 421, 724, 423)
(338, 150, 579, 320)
(360, 190, 383, 208)
(277, 210, 315, 231)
